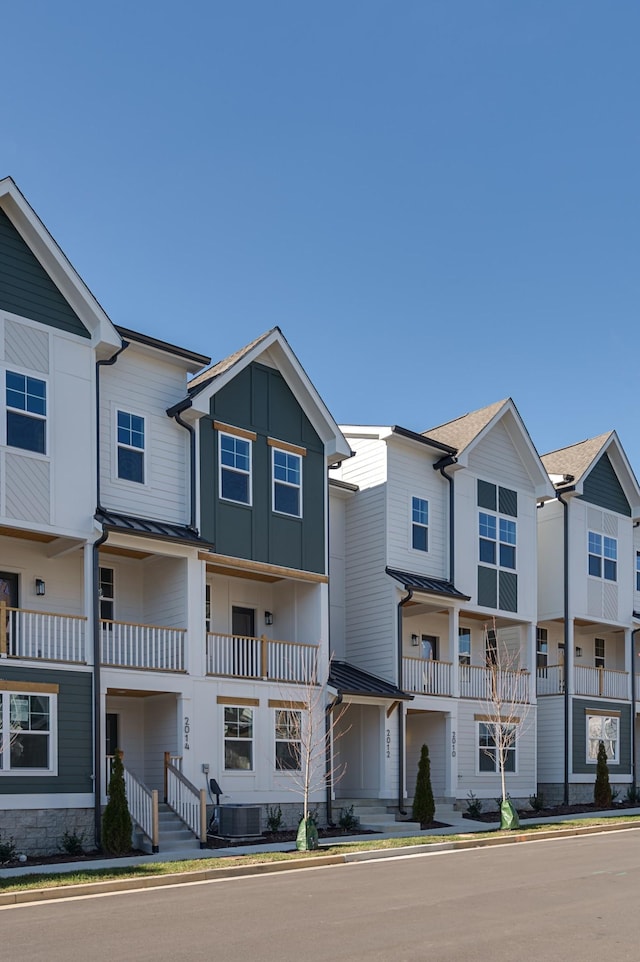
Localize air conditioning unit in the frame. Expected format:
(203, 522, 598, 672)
(218, 804, 262, 837)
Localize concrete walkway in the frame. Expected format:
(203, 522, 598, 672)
(2, 805, 640, 881)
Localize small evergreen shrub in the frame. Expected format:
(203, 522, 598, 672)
(593, 740, 612, 809)
(0, 832, 17, 864)
(60, 830, 85, 856)
(338, 804, 360, 832)
(465, 791, 483, 819)
(266, 805, 283, 833)
(102, 749, 133, 855)
(412, 744, 436, 827)
(528, 792, 544, 813)
(626, 785, 640, 805)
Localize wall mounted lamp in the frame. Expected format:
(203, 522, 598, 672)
(35, 578, 46, 596)
(411, 634, 419, 647)
(264, 611, 274, 626)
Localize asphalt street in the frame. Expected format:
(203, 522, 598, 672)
(3, 831, 640, 961)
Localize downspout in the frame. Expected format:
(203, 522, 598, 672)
(632, 628, 639, 790)
(557, 489, 571, 806)
(434, 455, 457, 583)
(397, 588, 413, 814)
(95, 342, 129, 513)
(171, 410, 197, 531)
(325, 691, 343, 826)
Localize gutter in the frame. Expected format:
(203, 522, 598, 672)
(434, 455, 458, 583)
(397, 588, 414, 815)
(96, 342, 129, 513)
(632, 628, 639, 790)
(556, 487, 574, 806)
(325, 691, 343, 827)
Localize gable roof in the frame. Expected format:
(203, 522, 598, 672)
(423, 399, 508, 453)
(541, 431, 640, 517)
(171, 327, 351, 465)
(541, 432, 613, 485)
(0, 177, 121, 357)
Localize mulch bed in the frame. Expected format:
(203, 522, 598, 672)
(463, 800, 638, 823)
(1, 849, 146, 869)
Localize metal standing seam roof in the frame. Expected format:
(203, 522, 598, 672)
(328, 660, 412, 700)
(385, 567, 471, 601)
(95, 509, 214, 548)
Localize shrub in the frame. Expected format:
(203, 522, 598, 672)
(412, 744, 435, 827)
(60, 830, 85, 856)
(338, 804, 360, 832)
(266, 805, 283, 834)
(626, 784, 640, 805)
(0, 832, 17, 864)
(465, 791, 483, 819)
(102, 749, 133, 855)
(528, 792, 544, 813)
(594, 741, 612, 809)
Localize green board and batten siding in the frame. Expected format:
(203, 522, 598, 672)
(200, 362, 326, 573)
(0, 208, 90, 338)
(578, 453, 632, 517)
(0, 666, 93, 795)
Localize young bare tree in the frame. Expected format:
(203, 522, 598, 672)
(480, 622, 533, 827)
(276, 656, 350, 849)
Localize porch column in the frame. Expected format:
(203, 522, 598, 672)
(566, 619, 575, 695)
(186, 552, 206, 678)
(524, 622, 537, 705)
(449, 607, 460, 698)
(624, 628, 632, 701)
(444, 708, 458, 800)
(83, 543, 94, 666)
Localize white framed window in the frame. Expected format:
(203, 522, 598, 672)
(272, 448, 302, 517)
(594, 637, 605, 669)
(479, 512, 516, 570)
(411, 497, 429, 552)
(477, 721, 517, 774)
(275, 709, 302, 771)
(458, 627, 471, 665)
(224, 705, 253, 770)
(6, 370, 47, 454)
(99, 567, 115, 622)
(536, 627, 548, 669)
(588, 531, 617, 582)
(0, 690, 57, 774)
(586, 713, 619, 764)
(117, 410, 145, 484)
(636, 552, 640, 592)
(219, 432, 252, 505)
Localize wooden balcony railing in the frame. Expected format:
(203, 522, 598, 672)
(403, 657, 453, 696)
(100, 620, 186, 672)
(0, 603, 86, 663)
(206, 633, 317, 684)
(459, 664, 530, 703)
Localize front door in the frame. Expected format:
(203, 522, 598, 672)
(232, 606, 256, 676)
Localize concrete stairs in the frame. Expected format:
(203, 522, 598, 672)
(336, 798, 459, 832)
(136, 803, 202, 854)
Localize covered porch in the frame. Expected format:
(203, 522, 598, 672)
(536, 618, 631, 700)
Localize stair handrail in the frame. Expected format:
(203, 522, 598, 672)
(164, 751, 207, 845)
(118, 762, 159, 853)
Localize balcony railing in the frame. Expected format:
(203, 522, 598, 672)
(536, 664, 564, 695)
(459, 664, 530, 703)
(0, 603, 86, 663)
(537, 665, 629, 699)
(206, 633, 317, 684)
(100, 620, 186, 672)
(403, 657, 453, 696)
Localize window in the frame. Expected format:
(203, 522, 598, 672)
(6, 371, 46, 454)
(99, 567, 114, 621)
(478, 512, 516, 569)
(637, 552, 640, 592)
(485, 628, 497, 666)
(458, 627, 471, 666)
(275, 709, 301, 771)
(272, 448, 302, 517)
(594, 637, 605, 669)
(477, 721, 516, 774)
(536, 627, 548, 669)
(117, 410, 145, 483)
(205, 584, 211, 633)
(588, 532, 617, 582)
(411, 497, 429, 552)
(224, 706, 253, 770)
(219, 432, 251, 504)
(587, 714, 619, 764)
(0, 690, 55, 772)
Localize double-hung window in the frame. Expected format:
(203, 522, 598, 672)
(272, 448, 302, 517)
(588, 532, 617, 581)
(479, 513, 516, 569)
(219, 432, 252, 504)
(275, 709, 301, 771)
(587, 713, 618, 764)
(477, 721, 516, 774)
(224, 706, 253, 770)
(412, 497, 429, 552)
(6, 371, 47, 454)
(0, 690, 55, 772)
(636, 552, 640, 592)
(117, 411, 145, 483)
(458, 627, 471, 665)
(594, 637, 605, 669)
(536, 627, 548, 669)
(99, 567, 115, 622)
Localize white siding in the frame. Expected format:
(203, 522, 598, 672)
(455, 699, 537, 800)
(0, 535, 85, 615)
(100, 346, 191, 524)
(537, 499, 564, 620)
(329, 488, 348, 660)
(406, 712, 447, 799)
(144, 693, 179, 791)
(467, 420, 532, 490)
(142, 556, 188, 629)
(338, 436, 387, 489)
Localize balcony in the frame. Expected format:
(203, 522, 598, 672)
(459, 664, 530, 703)
(206, 632, 317, 684)
(0, 604, 86, 663)
(403, 657, 453, 696)
(537, 665, 629, 699)
(100, 620, 186, 672)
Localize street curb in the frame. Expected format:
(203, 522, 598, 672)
(1, 821, 638, 907)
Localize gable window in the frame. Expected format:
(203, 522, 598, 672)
(275, 709, 301, 771)
(588, 532, 617, 582)
(117, 411, 145, 483)
(458, 627, 471, 666)
(594, 637, 605, 669)
(0, 690, 55, 772)
(477, 721, 516, 774)
(224, 705, 253, 770)
(536, 627, 548, 669)
(219, 432, 251, 505)
(6, 371, 47, 454)
(587, 713, 618, 764)
(272, 448, 302, 517)
(412, 497, 429, 552)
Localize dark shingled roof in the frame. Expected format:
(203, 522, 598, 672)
(385, 567, 471, 600)
(96, 509, 214, 548)
(329, 661, 412, 700)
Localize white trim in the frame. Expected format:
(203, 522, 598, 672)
(475, 719, 518, 776)
(0, 690, 58, 776)
(410, 495, 429, 553)
(222, 703, 255, 772)
(218, 430, 253, 507)
(271, 446, 302, 519)
(113, 405, 148, 488)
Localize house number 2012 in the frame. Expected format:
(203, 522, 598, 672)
(184, 716, 191, 750)
(386, 728, 391, 759)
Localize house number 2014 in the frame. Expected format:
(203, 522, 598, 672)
(386, 728, 391, 759)
(184, 716, 190, 750)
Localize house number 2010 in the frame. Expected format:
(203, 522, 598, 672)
(184, 716, 191, 750)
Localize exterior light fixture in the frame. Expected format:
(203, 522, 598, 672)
(35, 578, 46, 596)
(411, 634, 419, 646)
(264, 611, 274, 626)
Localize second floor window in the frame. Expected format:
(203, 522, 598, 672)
(273, 448, 302, 517)
(595, 637, 605, 669)
(588, 532, 617, 581)
(536, 627, 548, 668)
(219, 432, 251, 504)
(479, 513, 516, 569)
(99, 567, 115, 621)
(6, 371, 47, 454)
(412, 497, 429, 552)
(117, 411, 145, 483)
(636, 552, 640, 592)
(458, 627, 471, 665)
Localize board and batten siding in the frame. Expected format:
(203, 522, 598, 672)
(385, 439, 448, 578)
(100, 347, 191, 525)
(579, 453, 632, 517)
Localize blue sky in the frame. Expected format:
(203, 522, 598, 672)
(3, 2, 639, 467)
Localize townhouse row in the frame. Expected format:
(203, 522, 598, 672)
(0, 177, 637, 853)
